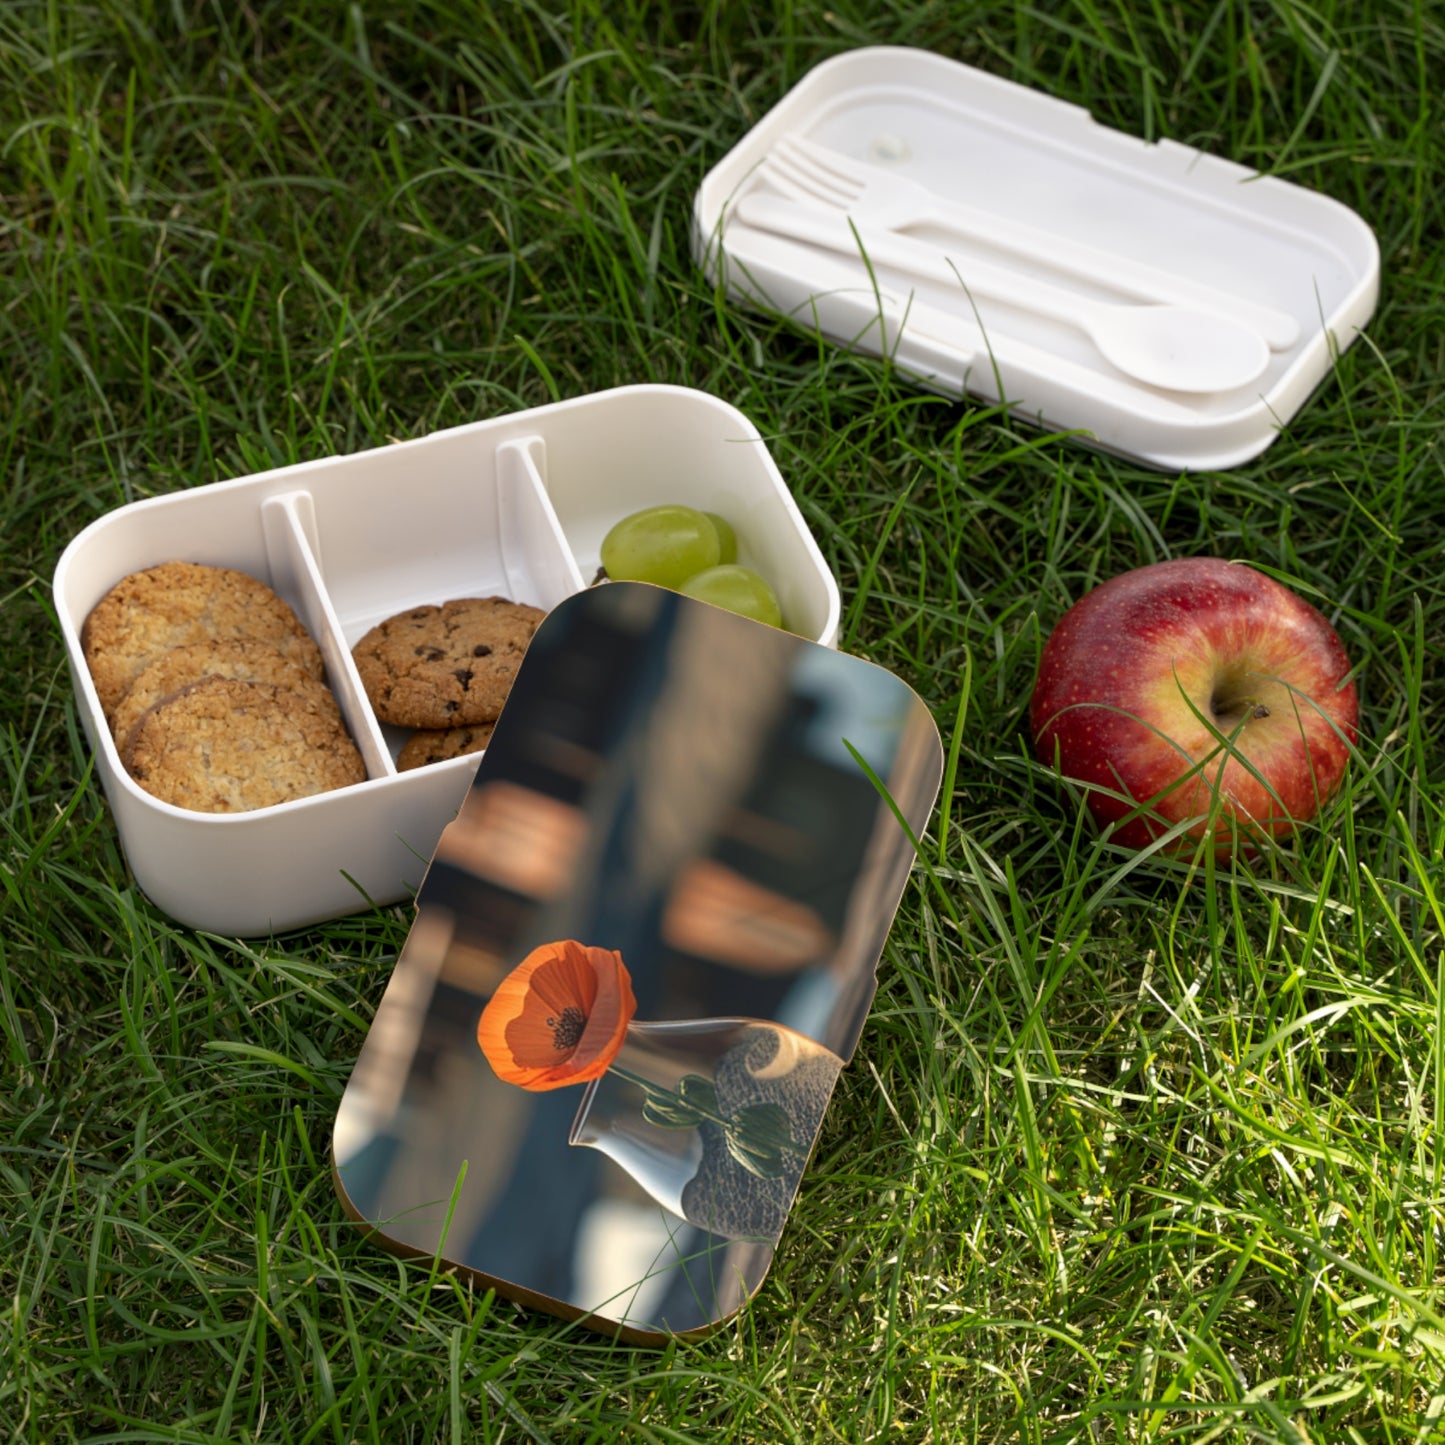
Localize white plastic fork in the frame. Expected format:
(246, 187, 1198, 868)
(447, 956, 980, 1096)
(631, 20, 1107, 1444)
(763, 134, 1300, 353)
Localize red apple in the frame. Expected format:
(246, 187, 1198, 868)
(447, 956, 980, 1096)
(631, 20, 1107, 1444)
(1030, 558, 1358, 856)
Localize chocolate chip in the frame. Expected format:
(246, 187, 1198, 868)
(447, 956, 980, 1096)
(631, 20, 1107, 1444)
(472, 644, 493, 658)
(453, 669, 473, 689)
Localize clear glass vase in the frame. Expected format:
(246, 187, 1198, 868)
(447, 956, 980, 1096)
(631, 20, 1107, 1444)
(568, 1017, 844, 1243)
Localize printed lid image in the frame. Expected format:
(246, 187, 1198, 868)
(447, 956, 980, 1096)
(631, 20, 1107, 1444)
(693, 46, 1380, 472)
(333, 583, 943, 1340)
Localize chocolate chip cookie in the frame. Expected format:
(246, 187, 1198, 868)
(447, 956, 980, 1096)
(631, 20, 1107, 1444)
(83, 561, 323, 719)
(351, 596, 544, 729)
(397, 721, 496, 772)
(124, 677, 366, 813)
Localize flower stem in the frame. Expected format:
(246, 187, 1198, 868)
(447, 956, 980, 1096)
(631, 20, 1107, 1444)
(605, 1064, 804, 1161)
(606, 1064, 735, 1131)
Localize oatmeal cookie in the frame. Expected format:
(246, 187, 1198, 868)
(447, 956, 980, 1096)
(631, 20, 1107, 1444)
(111, 637, 340, 753)
(124, 677, 365, 813)
(83, 561, 322, 719)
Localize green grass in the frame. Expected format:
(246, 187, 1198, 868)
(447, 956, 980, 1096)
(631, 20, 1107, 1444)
(3, 0, 1444, 1440)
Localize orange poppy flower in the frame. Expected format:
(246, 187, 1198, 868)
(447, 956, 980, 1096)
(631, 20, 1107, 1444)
(476, 940, 636, 1091)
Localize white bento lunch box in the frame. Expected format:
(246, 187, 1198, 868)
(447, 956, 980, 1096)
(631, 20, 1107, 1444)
(694, 47, 1381, 472)
(53, 385, 841, 938)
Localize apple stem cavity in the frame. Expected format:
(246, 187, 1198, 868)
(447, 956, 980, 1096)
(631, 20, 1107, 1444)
(1209, 674, 1273, 729)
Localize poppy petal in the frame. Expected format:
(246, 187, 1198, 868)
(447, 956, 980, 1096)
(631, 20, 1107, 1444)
(525, 949, 600, 1017)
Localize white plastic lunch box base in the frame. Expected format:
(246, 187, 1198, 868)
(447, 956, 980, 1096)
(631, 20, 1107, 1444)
(54, 386, 840, 937)
(693, 47, 1380, 472)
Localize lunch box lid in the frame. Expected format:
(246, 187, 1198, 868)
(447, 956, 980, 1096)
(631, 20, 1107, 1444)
(692, 46, 1380, 472)
(331, 582, 944, 1341)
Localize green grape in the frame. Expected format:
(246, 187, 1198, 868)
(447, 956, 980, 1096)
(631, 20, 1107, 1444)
(703, 512, 738, 565)
(600, 505, 720, 588)
(678, 565, 783, 628)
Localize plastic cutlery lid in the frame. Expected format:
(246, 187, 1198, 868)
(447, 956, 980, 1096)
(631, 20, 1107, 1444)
(691, 46, 1380, 472)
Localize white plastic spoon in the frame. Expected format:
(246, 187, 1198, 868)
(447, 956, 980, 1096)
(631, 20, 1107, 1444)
(736, 192, 1271, 395)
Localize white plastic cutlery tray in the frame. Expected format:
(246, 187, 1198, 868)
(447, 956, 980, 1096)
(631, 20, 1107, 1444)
(53, 386, 840, 937)
(692, 47, 1380, 471)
